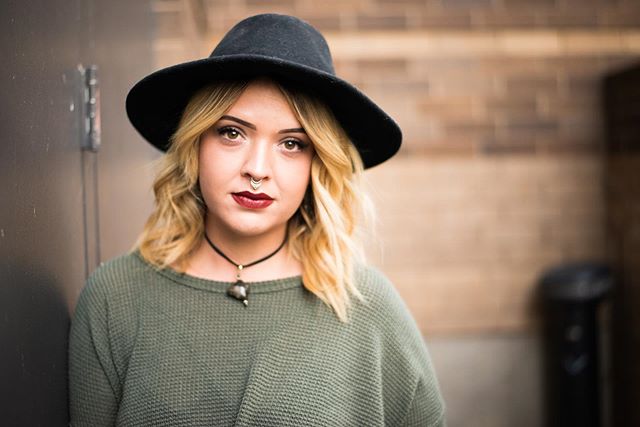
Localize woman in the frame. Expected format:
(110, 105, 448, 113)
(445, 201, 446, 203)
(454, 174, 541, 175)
(69, 13, 445, 426)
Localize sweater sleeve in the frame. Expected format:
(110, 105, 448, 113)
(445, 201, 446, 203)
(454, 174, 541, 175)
(402, 378, 447, 427)
(360, 266, 446, 426)
(68, 273, 121, 427)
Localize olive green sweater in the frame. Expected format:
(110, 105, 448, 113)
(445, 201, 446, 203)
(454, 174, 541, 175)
(69, 251, 445, 426)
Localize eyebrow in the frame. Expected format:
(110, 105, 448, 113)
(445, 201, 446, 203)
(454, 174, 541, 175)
(219, 115, 306, 135)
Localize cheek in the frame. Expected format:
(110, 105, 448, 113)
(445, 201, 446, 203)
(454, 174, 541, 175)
(280, 159, 312, 204)
(198, 145, 231, 199)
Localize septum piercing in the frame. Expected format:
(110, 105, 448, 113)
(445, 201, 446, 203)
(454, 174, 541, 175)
(250, 177, 262, 191)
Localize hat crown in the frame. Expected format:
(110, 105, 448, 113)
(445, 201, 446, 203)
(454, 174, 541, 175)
(211, 14, 335, 75)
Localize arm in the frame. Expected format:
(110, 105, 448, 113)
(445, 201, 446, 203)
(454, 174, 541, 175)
(68, 276, 120, 426)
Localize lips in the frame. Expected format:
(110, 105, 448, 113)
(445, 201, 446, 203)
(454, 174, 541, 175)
(232, 191, 274, 209)
(234, 191, 273, 200)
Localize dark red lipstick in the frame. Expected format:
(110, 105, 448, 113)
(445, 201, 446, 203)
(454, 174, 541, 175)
(232, 191, 274, 209)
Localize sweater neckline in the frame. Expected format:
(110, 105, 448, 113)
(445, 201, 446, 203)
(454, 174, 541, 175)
(133, 250, 303, 294)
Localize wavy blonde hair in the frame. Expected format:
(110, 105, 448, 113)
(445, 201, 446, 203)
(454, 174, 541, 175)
(134, 78, 372, 322)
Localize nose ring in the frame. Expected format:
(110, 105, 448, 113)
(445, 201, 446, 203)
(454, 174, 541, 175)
(250, 177, 262, 191)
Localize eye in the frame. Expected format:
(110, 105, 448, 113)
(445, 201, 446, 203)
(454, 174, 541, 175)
(217, 126, 242, 140)
(280, 139, 307, 152)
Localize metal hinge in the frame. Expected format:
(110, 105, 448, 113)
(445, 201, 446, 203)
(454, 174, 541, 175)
(79, 65, 101, 152)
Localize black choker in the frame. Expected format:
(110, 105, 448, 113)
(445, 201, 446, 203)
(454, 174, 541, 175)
(203, 233, 287, 306)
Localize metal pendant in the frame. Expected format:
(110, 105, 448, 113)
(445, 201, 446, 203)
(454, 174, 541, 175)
(227, 280, 249, 306)
(250, 177, 262, 191)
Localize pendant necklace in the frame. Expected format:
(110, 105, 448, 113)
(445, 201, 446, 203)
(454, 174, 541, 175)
(203, 232, 287, 307)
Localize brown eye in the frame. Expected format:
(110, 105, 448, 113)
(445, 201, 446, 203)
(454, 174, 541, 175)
(283, 140, 298, 150)
(281, 139, 307, 152)
(217, 126, 241, 140)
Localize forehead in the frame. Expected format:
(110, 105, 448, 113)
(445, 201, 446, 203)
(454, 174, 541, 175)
(224, 79, 301, 127)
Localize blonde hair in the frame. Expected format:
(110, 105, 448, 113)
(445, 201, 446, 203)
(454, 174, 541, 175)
(134, 78, 372, 322)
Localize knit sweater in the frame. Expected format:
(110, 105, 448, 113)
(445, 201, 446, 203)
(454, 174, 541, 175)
(69, 251, 445, 426)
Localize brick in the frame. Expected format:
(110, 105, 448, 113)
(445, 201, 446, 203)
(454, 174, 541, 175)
(503, 0, 557, 7)
(294, 0, 370, 14)
(541, 189, 605, 216)
(478, 57, 550, 77)
(443, 118, 496, 137)
(501, 113, 559, 131)
(245, 0, 295, 6)
(505, 76, 558, 96)
(355, 58, 409, 81)
(417, 95, 477, 118)
(599, 1, 640, 27)
(408, 138, 477, 157)
(303, 15, 343, 31)
(537, 93, 600, 119)
(332, 59, 360, 82)
(364, 80, 430, 97)
(539, 56, 610, 76)
(542, 10, 600, 28)
(441, 0, 493, 9)
(473, 10, 538, 28)
(414, 58, 480, 80)
(538, 139, 603, 155)
(562, 32, 630, 55)
(485, 96, 538, 116)
(201, 0, 235, 6)
(375, 0, 428, 4)
(356, 13, 409, 30)
(429, 77, 497, 97)
(502, 31, 562, 54)
(418, 11, 473, 29)
(243, 5, 298, 16)
(478, 138, 538, 155)
(599, 10, 640, 28)
(558, 110, 602, 136)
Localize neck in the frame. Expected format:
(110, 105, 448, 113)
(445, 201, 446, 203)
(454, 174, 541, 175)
(205, 225, 288, 267)
(205, 231, 287, 269)
(183, 218, 299, 283)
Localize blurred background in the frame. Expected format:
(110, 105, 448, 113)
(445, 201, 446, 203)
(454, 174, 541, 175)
(1, 0, 639, 426)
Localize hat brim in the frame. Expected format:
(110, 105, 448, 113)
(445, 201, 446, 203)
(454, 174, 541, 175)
(126, 54, 402, 169)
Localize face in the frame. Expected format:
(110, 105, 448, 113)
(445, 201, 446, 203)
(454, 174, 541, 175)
(198, 79, 314, 240)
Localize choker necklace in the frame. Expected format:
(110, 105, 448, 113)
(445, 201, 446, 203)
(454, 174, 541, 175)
(203, 233, 287, 306)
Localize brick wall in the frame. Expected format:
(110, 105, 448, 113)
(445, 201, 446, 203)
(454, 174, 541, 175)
(152, 0, 640, 334)
(200, 0, 640, 32)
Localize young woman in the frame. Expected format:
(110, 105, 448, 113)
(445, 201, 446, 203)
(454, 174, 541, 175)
(69, 13, 445, 426)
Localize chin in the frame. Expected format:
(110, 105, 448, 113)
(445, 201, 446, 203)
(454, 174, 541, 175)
(207, 203, 297, 238)
(222, 218, 287, 238)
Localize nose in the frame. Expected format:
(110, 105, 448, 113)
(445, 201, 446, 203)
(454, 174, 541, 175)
(241, 138, 271, 183)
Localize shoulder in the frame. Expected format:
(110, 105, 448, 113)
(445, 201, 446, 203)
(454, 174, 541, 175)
(74, 250, 153, 317)
(352, 265, 446, 425)
(351, 264, 428, 363)
(88, 250, 152, 288)
(353, 264, 418, 332)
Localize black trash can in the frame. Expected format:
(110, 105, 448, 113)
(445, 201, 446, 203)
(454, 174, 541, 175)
(539, 263, 613, 427)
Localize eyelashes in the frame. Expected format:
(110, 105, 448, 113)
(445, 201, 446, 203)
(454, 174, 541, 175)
(217, 126, 242, 141)
(280, 139, 309, 152)
(215, 125, 309, 152)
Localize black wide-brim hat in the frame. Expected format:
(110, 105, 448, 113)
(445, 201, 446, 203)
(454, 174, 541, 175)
(126, 13, 402, 169)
